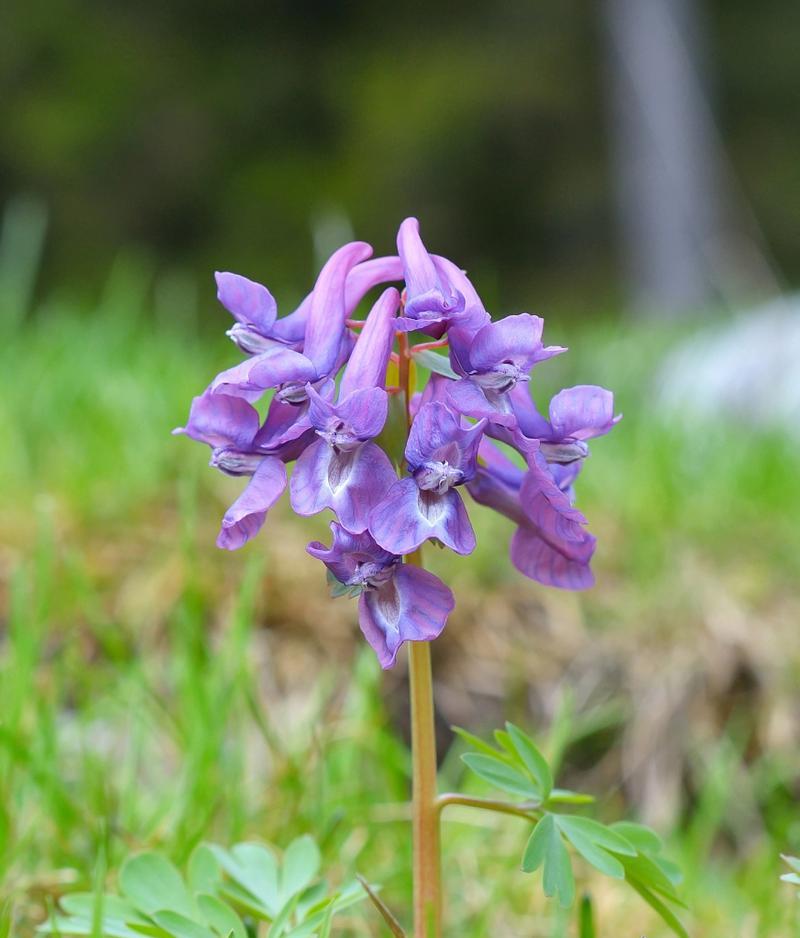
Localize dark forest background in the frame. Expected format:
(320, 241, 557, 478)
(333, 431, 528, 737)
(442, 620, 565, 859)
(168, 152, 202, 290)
(2, 0, 798, 317)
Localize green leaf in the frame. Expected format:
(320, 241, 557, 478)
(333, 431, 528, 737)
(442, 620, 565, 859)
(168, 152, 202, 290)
(782, 855, 800, 875)
(280, 836, 321, 902)
(59, 895, 142, 923)
(212, 844, 280, 917)
(461, 753, 540, 799)
(151, 912, 215, 938)
(39, 919, 143, 938)
(554, 817, 625, 880)
(609, 822, 663, 855)
(505, 723, 553, 800)
(410, 349, 458, 380)
(267, 895, 298, 938)
(625, 877, 689, 938)
(521, 814, 575, 908)
(120, 854, 196, 919)
(546, 789, 595, 806)
(578, 894, 595, 938)
(493, 728, 514, 754)
(655, 855, 684, 887)
(217, 883, 273, 922)
(555, 816, 636, 857)
(317, 904, 334, 938)
(188, 846, 222, 894)
(295, 883, 327, 922)
(451, 726, 514, 764)
(195, 896, 246, 938)
(619, 854, 686, 907)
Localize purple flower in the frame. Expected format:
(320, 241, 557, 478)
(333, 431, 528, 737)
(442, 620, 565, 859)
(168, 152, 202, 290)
(447, 314, 565, 426)
(211, 241, 373, 400)
(307, 522, 454, 668)
(217, 457, 287, 551)
(395, 218, 467, 336)
(289, 288, 399, 532)
(468, 437, 596, 589)
(370, 401, 486, 555)
(509, 383, 620, 465)
(177, 218, 621, 661)
(173, 390, 299, 549)
(218, 255, 404, 355)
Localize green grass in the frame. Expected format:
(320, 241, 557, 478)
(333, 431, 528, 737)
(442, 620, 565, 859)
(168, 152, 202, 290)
(2, 250, 800, 935)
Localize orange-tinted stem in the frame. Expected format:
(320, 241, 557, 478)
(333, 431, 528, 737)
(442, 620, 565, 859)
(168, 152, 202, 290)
(398, 329, 442, 937)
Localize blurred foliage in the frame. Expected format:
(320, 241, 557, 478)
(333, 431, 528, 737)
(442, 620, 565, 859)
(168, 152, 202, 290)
(2, 210, 800, 932)
(2, 0, 799, 315)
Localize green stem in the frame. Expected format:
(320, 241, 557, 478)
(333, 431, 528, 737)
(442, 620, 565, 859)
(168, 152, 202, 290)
(436, 792, 541, 821)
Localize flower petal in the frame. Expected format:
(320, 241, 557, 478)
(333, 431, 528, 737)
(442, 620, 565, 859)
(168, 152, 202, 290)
(307, 521, 394, 582)
(549, 386, 620, 441)
(216, 457, 287, 550)
(270, 255, 403, 346)
(468, 314, 565, 373)
(303, 241, 373, 377)
(173, 389, 260, 450)
(397, 218, 464, 324)
(508, 384, 553, 439)
(431, 255, 490, 329)
(510, 525, 595, 590)
(359, 565, 454, 668)
(446, 377, 517, 426)
(406, 402, 486, 479)
(370, 478, 476, 555)
(215, 272, 277, 334)
(211, 347, 317, 398)
(291, 440, 397, 533)
(339, 287, 400, 397)
(307, 386, 389, 441)
(345, 255, 403, 307)
(518, 457, 591, 552)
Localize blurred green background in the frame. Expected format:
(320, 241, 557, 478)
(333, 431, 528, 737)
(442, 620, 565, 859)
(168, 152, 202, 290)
(3, 0, 799, 312)
(2, 1, 800, 936)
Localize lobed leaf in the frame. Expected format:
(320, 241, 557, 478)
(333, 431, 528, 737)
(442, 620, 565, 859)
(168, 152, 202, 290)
(555, 816, 636, 857)
(211, 844, 280, 917)
(451, 726, 515, 765)
(461, 753, 541, 799)
(555, 818, 625, 880)
(39, 919, 143, 938)
(521, 814, 575, 908)
(281, 836, 321, 903)
(782, 855, 800, 874)
(619, 854, 686, 908)
(505, 723, 553, 801)
(120, 854, 196, 919)
(625, 878, 689, 938)
(195, 895, 247, 938)
(187, 847, 222, 895)
(609, 821, 663, 855)
(151, 911, 215, 938)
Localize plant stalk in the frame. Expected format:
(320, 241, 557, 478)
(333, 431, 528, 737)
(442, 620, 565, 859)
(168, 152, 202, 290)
(408, 632, 441, 937)
(398, 330, 442, 937)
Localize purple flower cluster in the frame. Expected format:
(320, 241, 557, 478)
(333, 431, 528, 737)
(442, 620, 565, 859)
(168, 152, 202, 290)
(175, 218, 618, 668)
